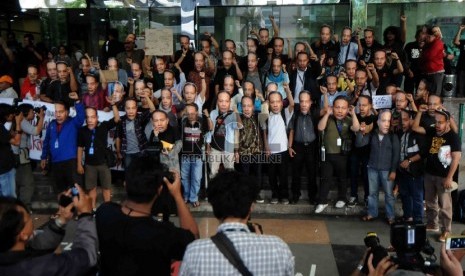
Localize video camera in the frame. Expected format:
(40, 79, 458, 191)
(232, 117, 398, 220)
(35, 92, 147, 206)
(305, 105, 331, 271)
(33, 105, 47, 114)
(363, 222, 437, 273)
(12, 98, 22, 115)
(145, 135, 175, 183)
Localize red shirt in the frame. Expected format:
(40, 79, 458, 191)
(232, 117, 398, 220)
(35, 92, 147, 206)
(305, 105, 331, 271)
(421, 38, 444, 74)
(20, 77, 38, 99)
(82, 88, 109, 110)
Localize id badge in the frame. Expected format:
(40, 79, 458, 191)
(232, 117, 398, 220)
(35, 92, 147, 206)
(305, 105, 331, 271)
(89, 147, 94, 155)
(54, 140, 59, 149)
(336, 138, 342, 146)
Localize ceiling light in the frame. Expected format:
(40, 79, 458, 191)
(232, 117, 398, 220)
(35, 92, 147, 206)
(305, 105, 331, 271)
(79, 13, 85, 16)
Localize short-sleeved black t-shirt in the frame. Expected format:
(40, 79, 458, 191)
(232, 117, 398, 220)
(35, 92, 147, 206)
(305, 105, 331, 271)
(96, 202, 195, 276)
(78, 120, 117, 166)
(425, 128, 461, 177)
(376, 64, 395, 95)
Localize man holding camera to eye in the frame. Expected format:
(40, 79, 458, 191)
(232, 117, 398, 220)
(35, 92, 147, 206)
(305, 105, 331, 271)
(180, 170, 294, 276)
(96, 155, 198, 276)
(15, 104, 45, 209)
(0, 185, 97, 276)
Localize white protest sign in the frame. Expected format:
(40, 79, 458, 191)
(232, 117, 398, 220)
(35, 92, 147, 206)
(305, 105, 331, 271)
(372, 95, 392, 109)
(144, 28, 173, 56)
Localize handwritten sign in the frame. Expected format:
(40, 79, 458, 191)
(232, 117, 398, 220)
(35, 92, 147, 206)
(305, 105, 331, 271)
(144, 28, 173, 56)
(372, 95, 392, 109)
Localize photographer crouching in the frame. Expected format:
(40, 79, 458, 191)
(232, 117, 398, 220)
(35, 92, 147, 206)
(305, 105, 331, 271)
(180, 170, 295, 275)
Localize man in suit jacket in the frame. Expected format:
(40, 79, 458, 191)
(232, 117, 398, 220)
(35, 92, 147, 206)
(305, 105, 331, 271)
(289, 52, 321, 107)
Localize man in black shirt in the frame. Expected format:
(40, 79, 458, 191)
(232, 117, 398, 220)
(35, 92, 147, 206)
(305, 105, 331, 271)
(43, 61, 79, 107)
(412, 109, 461, 242)
(349, 95, 376, 207)
(359, 28, 383, 65)
(174, 35, 194, 76)
(310, 25, 339, 60)
(403, 29, 425, 93)
(288, 91, 319, 204)
(397, 109, 426, 224)
(374, 49, 403, 95)
(77, 105, 120, 210)
(214, 50, 243, 95)
(96, 156, 199, 276)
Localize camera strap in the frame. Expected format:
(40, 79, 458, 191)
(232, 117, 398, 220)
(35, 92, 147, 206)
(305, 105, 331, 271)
(211, 231, 253, 276)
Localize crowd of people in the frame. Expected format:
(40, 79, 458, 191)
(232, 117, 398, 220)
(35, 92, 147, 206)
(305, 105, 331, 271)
(0, 13, 464, 275)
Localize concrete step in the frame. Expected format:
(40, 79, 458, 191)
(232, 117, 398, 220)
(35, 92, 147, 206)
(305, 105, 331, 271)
(30, 170, 405, 217)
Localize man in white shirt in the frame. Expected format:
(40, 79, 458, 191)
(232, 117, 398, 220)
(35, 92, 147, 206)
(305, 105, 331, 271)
(262, 91, 294, 204)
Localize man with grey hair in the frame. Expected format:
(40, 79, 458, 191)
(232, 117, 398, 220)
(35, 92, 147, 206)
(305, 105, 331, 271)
(362, 110, 400, 224)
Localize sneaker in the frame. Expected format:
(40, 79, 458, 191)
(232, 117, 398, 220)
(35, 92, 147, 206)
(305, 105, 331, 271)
(426, 225, 440, 232)
(281, 198, 289, 205)
(315, 204, 328, 214)
(439, 231, 450, 243)
(335, 200, 346, 208)
(270, 198, 279, 204)
(347, 197, 357, 208)
(255, 195, 265, 204)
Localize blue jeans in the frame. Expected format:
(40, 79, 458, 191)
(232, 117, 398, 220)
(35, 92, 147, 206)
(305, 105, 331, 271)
(367, 167, 395, 219)
(398, 173, 424, 223)
(181, 155, 203, 203)
(0, 168, 16, 197)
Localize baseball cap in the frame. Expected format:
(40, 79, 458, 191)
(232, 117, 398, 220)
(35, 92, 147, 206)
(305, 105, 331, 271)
(0, 75, 13, 85)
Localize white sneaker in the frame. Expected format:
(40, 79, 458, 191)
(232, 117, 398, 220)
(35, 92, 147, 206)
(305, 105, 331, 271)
(335, 200, 346, 208)
(315, 204, 328, 214)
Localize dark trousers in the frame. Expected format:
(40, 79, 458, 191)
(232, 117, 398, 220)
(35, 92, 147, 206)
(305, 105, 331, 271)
(268, 151, 289, 200)
(349, 152, 369, 200)
(319, 153, 348, 204)
(291, 142, 317, 200)
(398, 173, 424, 223)
(239, 154, 263, 190)
(52, 159, 81, 192)
(403, 74, 422, 94)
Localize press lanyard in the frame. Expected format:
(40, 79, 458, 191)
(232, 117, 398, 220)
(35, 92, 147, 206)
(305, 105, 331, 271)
(54, 123, 62, 149)
(89, 129, 96, 155)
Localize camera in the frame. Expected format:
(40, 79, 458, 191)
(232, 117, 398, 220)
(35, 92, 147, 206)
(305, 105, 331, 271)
(33, 105, 47, 113)
(362, 222, 437, 273)
(12, 98, 23, 115)
(145, 137, 175, 183)
(247, 222, 263, 234)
